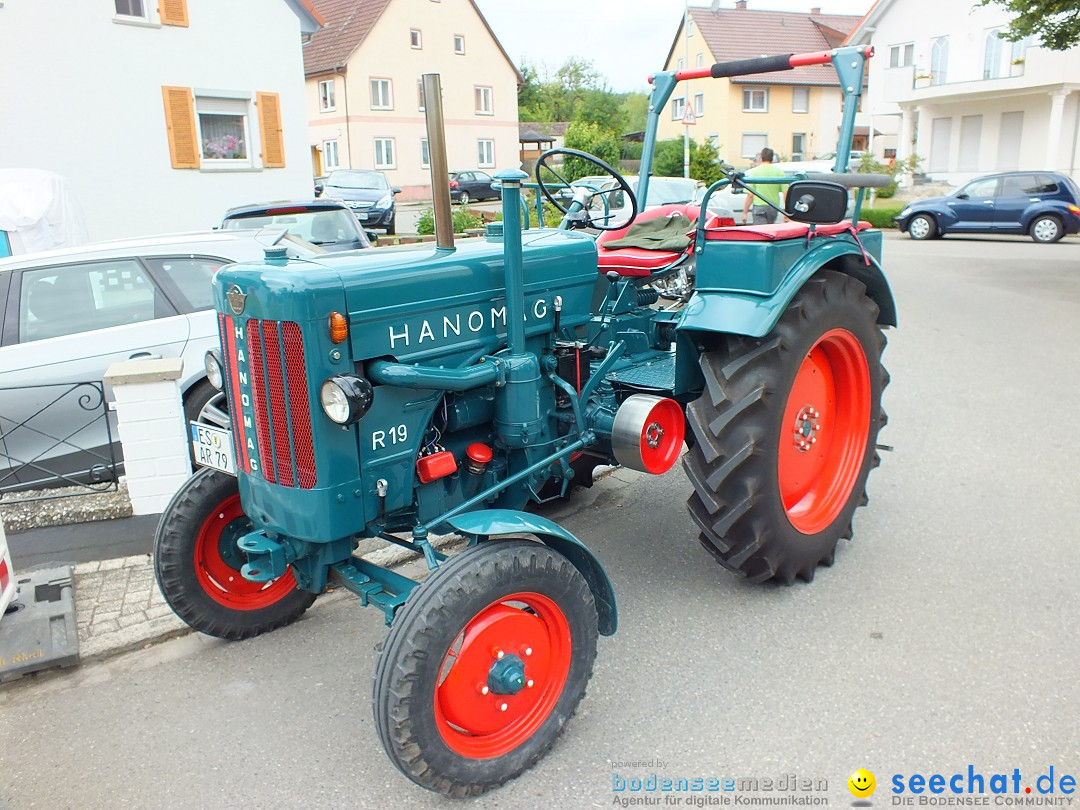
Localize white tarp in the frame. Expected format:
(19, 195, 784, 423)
(0, 168, 90, 255)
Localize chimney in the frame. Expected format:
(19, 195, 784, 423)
(735, 0, 747, 8)
(811, 6, 821, 13)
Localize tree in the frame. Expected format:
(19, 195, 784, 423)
(573, 89, 627, 135)
(980, 0, 1080, 49)
(562, 122, 621, 181)
(690, 140, 722, 187)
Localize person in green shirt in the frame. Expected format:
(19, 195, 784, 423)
(742, 148, 788, 225)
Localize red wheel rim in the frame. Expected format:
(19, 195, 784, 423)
(193, 493, 299, 610)
(434, 591, 572, 759)
(778, 328, 871, 535)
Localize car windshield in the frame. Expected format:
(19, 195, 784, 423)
(634, 177, 698, 205)
(326, 170, 388, 190)
(223, 209, 358, 245)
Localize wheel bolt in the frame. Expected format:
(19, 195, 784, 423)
(523, 647, 533, 657)
(499, 703, 508, 712)
(810, 437, 817, 444)
(478, 684, 489, 695)
(493, 648, 504, 659)
(527, 679, 534, 688)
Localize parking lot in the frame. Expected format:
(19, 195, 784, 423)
(2, 231, 1078, 808)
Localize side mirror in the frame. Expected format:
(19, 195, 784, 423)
(955, 193, 969, 200)
(392, 187, 402, 194)
(314, 184, 324, 196)
(364, 229, 379, 245)
(783, 181, 848, 224)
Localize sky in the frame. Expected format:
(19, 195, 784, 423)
(473, 0, 875, 93)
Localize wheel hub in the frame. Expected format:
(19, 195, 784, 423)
(487, 653, 527, 695)
(792, 406, 822, 453)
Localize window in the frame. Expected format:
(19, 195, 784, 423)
(1010, 37, 1031, 75)
(454, 35, 466, 55)
(889, 43, 914, 67)
(984, 29, 1003, 79)
(742, 88, 768, 112)
(958, 177, 998, 198)
(676, 58, 684, 70)
(792, 87, 809, 113)
(323, 139, 339, 170)
(694, 93, 704, 116)
(791, 133, 806, 161)
(318, 80, 335, 112)
(374, 138, 396, 169)
(478, 139, 495, 168)
(114, 0, 146, 18)
(144, 257, 224, 311)
(1001, 175, 1039, 196)
(997, 111, 1023, 169)
(930, 36, 949, 85)
(741, 133, 767, 159)
(671, 97, 686, 120)
(883, 148, 897, 160)
(410, 29, 422, 49)
(474, 86, 493, 115)
(417, 79, 425, 111)
(19, 260, 157, 343)
(686, 18, 694, 36)
(696, 53, 704, 68)
(421, 138, 430, 169)
(370, 78, 393, 110)
(958, 115, 981, 171)
(196, 96, 251, 165)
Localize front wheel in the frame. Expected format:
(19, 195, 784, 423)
(154, 469, 316, 639)
(373, 540, 598, 796)
(385, 215, 396, 236)
(1030, 214, 1063, 243)
(683, 270, 888, 584)
(907, 213, 936, 240)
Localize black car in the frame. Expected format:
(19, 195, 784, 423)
(894, 171, 1080, 243)
(320, 169, 400, 234)
(449, 171, 498, 205)
(221, 200, 373, 251)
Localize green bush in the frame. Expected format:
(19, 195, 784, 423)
(494, 197, 564, 229)
(563, 121, 621, 181)
(416, 207, 481, 235)
(860, 205, 904, 228)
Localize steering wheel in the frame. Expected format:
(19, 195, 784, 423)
(535, 148, 638, 231)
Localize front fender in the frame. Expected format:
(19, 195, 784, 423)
(445, 509, 617, 636)
(677, 237, 896, 341)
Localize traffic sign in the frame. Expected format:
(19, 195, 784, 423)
(682, 105, 697, 125)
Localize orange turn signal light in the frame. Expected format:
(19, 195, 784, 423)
(1068, 205, 1080, 215)
(329, 312, 348, 344)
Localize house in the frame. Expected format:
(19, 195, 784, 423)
(303, 0, 522, 201)
(656, 2, 864, 166)
(845, 0, 1080, 184)
(518, 122, 570, 174)
(0, 0, 322, 242)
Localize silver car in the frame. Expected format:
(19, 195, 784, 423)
(0, 229, 320, 493)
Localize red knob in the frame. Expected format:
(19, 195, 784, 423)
(466, 443, 493, 464)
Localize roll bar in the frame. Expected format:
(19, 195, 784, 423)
(657, 46, 875, 83)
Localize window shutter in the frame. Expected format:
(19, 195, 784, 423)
(257, 92, 286, 168)
(159, 0, 189, 26)
(161, 86, 200, 169)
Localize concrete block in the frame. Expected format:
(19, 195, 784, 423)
(104, 357, 184, 386)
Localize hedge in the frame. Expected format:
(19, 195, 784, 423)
(860, 205, 905, 229)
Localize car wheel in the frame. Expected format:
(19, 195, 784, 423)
(907, 214, 936, 240)
(1030, 214, 1063, 243)
(459, 191, 471, 206)
(183, 380, 229, 468)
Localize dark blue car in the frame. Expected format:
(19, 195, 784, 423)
(319, 169, 401, 235)
(895, 171, 1080, 243)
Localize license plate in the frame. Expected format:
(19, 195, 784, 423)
(190, 422, 235, 476)
(356, 213, 369, 221)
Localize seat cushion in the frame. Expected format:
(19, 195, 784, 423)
(703, 220, 871, 241)
(595, 203, 721, 277)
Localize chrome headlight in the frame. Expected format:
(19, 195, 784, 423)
(320, 375, 374, 425)
(204, 350, 224, 390)
(376, 193, 393, 209)
(899, 207, 912, 218)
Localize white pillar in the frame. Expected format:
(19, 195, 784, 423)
(1047, 90, 1071, 170)
(899, 107, 914, 162)
(103, 357, 190, 516)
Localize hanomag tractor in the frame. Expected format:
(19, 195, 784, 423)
(156, 48, 893, 795)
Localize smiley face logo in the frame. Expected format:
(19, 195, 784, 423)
(848, 768, 876, 798)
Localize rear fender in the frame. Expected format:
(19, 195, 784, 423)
(445, 510, 617, 636)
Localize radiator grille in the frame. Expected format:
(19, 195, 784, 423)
(222, 315, 317, 489)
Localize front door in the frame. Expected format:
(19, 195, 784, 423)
(947, 176, 999, 231)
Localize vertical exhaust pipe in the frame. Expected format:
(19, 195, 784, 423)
(421, 73, 454, 251)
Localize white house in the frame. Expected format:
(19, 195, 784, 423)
(0, 0, 322, 242)
(845, 0, 1080, 184)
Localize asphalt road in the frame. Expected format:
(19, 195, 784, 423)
(2, 232, 1079, 809)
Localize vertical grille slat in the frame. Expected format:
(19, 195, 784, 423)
(282, 322, 317, 489)
(220, 314, 317, 490)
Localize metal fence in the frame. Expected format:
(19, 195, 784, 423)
(0, 381, 119, 502)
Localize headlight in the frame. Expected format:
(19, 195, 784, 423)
(204, 350, 224, 390)
(899, 207, 912, 218)
(320, 375, 374, 425)
(376, 193, 393, 208)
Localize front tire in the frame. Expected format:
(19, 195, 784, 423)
(683, 270, 888, 584)
(1030, 214, 1063, 243)
(154, 469, 316, 639)
(385, 215, 396, 236)
(907, 213, 936, 240)
(373, 540, 598, 796)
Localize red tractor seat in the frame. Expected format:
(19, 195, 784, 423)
(596, 204, 724, 277)
(703, 220, 871, 241)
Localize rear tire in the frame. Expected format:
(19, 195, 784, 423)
(683, 270, 888, 584)
(154, 469, 316, 639)
(459, 191, 471, 206)
(1030, 214, 1063, 243)
(907, 214, 936, 240)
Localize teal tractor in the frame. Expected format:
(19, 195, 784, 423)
(156, 47, 893, 796)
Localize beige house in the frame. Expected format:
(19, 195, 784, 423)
(303, 0, 522, 201)
(657, 2, 862, 167)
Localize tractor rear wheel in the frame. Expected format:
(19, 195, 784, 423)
(373, 540, 598, 796)
(154, 469, 316, 639)
(683, 270, 888, 584)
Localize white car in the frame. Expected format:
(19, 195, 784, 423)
(774, 151, 869, 176)
(562, 174, 735, 228)
(0, 228, 320, 493)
